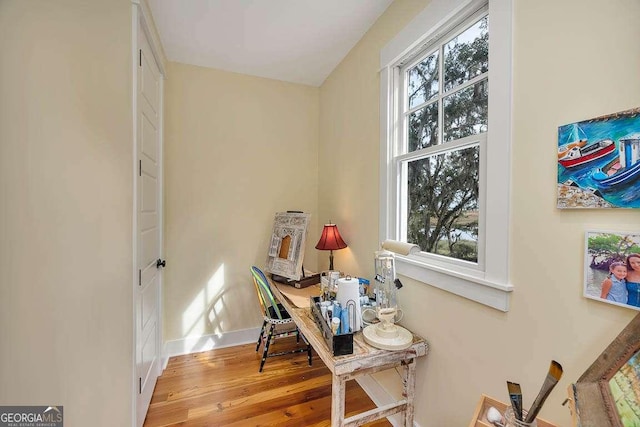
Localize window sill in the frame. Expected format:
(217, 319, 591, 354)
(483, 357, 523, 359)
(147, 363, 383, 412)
(395, 255, 513, 311)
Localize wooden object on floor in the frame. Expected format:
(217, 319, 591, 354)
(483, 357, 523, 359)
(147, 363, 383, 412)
(468, 394, 557, 427)
(271, 279, 428, 427)
(143, 339, 391, 427)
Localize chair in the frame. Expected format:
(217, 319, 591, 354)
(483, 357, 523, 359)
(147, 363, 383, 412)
(251, 266, 312, 372)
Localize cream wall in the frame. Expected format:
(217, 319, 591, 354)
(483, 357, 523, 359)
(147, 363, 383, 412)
(163, 62, 319, 343)
(0, 1, 134, 426)
(320, 0, 640, 425)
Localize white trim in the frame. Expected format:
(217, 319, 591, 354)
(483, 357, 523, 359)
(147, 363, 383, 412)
(484, 0, 513, 286)
(131, 6, 139, 427)
(396, 255, 512, 311)
(380, 0, 487, 69)
(156, 61, 167, 375)
(379, 66, 397, 242)
(379, 0, 513, 311)
(163, 328, 262, 359)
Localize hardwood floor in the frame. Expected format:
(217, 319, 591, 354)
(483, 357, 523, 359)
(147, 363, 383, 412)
(144, 337, 392, 426)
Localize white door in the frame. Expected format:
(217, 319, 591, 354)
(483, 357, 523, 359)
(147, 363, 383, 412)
(136, 25, 163, 427)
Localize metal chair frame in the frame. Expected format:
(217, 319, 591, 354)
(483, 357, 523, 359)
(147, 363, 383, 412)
(251, 266, 312, 372)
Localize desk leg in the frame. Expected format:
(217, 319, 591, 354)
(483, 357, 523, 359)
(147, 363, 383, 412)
(331, 372, 346, 427)
(402, 359, 417, 426)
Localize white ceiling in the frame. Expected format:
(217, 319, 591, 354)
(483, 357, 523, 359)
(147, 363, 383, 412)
(147, 0, 394, 87)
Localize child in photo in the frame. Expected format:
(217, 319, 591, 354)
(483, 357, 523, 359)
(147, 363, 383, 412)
(600, 261, 628, 303)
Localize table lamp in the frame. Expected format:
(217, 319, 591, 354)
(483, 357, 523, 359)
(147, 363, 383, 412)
(315, 223, 347, 271)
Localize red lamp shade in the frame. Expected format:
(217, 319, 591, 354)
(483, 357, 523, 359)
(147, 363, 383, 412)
(315, 224, 347, 250)
(315, 224, 347, 271)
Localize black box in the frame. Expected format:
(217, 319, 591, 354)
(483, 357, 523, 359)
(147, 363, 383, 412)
(271, 273, 321, 289)
(310, 296, 353, 356)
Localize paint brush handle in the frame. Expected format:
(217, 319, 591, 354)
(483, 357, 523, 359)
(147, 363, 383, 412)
(524, 377, 558, 423)
(509, 393, 523, 421)
(525, 360, 563, 423)
(507, 381, 523, 421)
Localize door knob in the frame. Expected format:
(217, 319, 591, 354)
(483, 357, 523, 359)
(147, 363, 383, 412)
(156, 259, 166, 269)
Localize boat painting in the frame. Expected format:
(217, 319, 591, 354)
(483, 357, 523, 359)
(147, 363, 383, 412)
(557, 108, 640, 209)
(558, 138, 616, 168)
(592, 134, 640, 189)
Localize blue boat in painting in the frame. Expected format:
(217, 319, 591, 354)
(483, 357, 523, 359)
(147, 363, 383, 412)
(592, 133, 640, 189)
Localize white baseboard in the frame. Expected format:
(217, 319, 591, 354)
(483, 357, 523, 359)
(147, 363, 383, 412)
(356, 375, 422, 427)
(162, 327, 261, 369)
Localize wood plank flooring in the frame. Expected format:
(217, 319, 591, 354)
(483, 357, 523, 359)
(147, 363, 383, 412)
(144, 337, 392, 426)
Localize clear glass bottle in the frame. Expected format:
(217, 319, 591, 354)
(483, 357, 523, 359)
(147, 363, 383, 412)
(504, 406, 537, 427)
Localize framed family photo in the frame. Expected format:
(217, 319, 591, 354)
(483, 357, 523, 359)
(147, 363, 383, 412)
(584, 230, 640, 310)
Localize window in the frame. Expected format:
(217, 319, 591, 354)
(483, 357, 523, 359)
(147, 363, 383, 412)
(402, 12, 487, 266)
(379, 0, 513, 311)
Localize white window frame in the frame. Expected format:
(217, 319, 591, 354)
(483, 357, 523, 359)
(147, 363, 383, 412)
(379, 0, 513, 311)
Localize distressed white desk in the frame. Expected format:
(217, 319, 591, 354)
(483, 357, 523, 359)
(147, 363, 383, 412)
(270, 279, 428, 427)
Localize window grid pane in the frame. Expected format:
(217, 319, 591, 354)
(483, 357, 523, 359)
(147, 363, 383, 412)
(443, 16, 489, 93)
(443, 78, 488, 142)
(406, 145, 479, 263)
(407, 51, 439, 110)
(408, 101, 439, 151)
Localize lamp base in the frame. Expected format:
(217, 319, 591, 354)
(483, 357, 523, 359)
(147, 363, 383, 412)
(362, 323, 413, 351)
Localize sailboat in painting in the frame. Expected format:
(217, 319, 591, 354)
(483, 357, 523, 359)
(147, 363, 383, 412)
(558, 124, 588, 159)
(592, 133, 640, 189)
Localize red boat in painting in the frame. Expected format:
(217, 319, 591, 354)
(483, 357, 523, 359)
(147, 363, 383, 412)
(558, 139, 616, 168)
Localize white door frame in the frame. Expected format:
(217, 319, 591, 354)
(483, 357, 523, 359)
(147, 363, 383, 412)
(131, 2, 166, 426)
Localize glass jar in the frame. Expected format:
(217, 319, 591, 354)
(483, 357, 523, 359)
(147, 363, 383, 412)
(504, 406, 537, 427)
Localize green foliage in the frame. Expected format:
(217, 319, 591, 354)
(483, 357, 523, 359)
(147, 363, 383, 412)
(588, 234, 640, 257)
(588, 233, 640, 270)
(450, 240, 478, 262)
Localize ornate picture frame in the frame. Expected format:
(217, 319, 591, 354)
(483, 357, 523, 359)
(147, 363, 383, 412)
(573, 313, 640, 426)
(264, 212, 310, 280)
